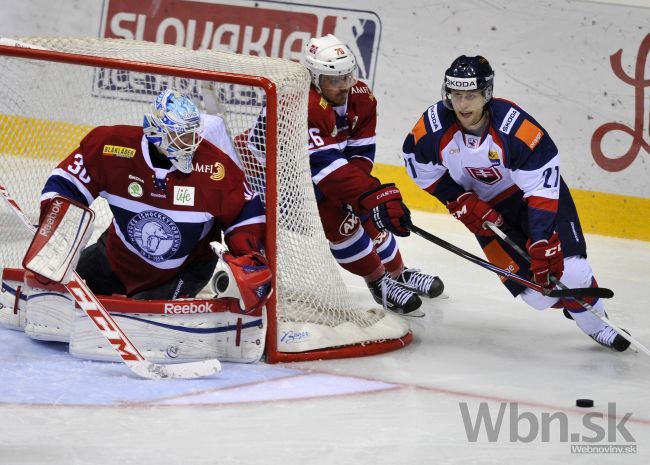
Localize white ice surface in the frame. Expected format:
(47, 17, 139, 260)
(1, 210, 648, 465)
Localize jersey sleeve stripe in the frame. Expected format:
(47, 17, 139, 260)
(345, 145, 376, 158)
(44, 168, 95, 206)
(308, 141, 346, 155)
(347, 136, 376, 147)
(223, 214, 266, 235)
(104, 193, 212, 222)
(312, 158, 348, 185)
(526, 195, 559, 213)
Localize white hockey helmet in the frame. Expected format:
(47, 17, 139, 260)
(301, 34, 358, 92)
(143, 89, 204, 174)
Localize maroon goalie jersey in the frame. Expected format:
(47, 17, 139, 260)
(41, 115, 265, 295)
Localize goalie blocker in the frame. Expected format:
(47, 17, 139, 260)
(23, 195, 94, 285)
(0, 267, 266, 363)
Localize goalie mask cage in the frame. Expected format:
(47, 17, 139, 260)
(0, 37, 411, 363)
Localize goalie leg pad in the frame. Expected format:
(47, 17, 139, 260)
(70, 296, 266, 363)
(0, 268, 28, 330)
(23, 271, 76, 342)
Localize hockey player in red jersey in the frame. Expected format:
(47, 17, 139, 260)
(36, 89, 270, 301)
(301, 35, 444, 315)
(402, 55, 629, 350)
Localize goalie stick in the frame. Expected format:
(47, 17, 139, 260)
(0, 182, 222, 379)
(485, 222, 650, 356)
(406, 222, 614, 299)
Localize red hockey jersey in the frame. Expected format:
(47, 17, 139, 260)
(41, 114, 265, 294)
(307, 81, 381, 209)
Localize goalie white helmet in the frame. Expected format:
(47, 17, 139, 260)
(143, 89, 204, 173)
(301, 34, 357, 93)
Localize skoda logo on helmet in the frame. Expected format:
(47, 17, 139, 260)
(445, 77, 478, 90)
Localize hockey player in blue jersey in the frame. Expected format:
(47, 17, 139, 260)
(402, 55, 629, 351)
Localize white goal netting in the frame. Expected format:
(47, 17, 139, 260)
(0, 37, 409, 360)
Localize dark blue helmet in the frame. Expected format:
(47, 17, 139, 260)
(442, 55, 494, 109)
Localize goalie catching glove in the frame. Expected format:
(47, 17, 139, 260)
(359, 183, 411, 237)
(23, 196, 94, 284)
(447, 191, 503, 236)
(211, 241, 272, 313)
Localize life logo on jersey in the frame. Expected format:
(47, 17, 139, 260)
(126, 210, 181, 263)
(100, 0, 381, 102)
(173, 186, 195, 206)
(466, 166, 503, 185)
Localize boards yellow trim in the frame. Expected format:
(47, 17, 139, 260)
(373, 162, 650, 242)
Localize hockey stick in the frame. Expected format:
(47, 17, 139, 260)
(485, 222, 650, 356)
(0, 182, 222, 379)
(406, 222, 613, 299)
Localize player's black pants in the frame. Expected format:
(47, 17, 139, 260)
(76, 230, 218, 299)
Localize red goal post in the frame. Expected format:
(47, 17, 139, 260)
(0, 37, 411, 363)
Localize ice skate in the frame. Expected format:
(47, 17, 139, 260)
(397, 268, 444, 298)
(368, 272, 422, 316)
(590, 326, 631, 352)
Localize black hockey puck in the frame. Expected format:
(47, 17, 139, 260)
(576, 399, 594, 408)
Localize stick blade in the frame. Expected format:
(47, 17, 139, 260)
(548, 287, 614, 299)
(127, 359, 222, 380)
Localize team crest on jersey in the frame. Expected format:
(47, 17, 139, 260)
(102, 145, 136, 158)
(488, 150, 501, 166)
(465, 166, 503, 185)
(339, 211, 360, 236)
(319, 97, 329, 110)
(372, 230, 388, 246)
(126, 210, 181, 263)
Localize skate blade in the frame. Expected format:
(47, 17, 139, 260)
(400, 309, 426, 318)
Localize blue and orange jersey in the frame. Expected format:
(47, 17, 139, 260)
(402, 98, 564, 243)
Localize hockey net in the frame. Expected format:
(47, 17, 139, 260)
(0, 37, 410, 363)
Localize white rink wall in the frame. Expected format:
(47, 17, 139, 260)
(1, 0, 649, 240)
